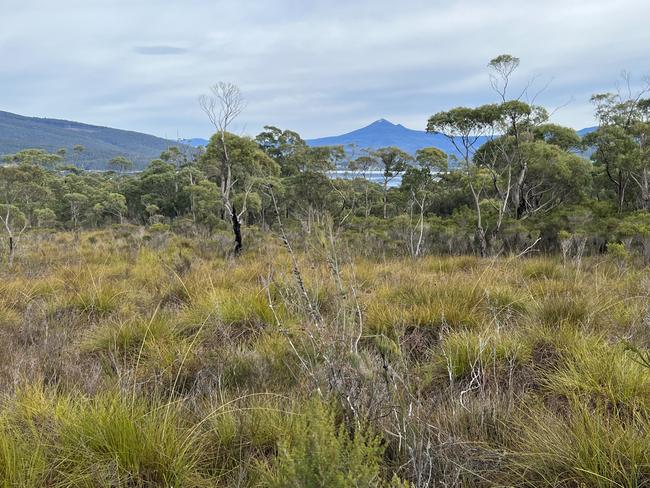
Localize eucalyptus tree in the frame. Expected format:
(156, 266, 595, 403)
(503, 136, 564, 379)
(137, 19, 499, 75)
(199, 82, 251, 254)
(349, 152, 380, 218)
(3, 149, 62, 169)
(186, 180, 221, 231)
(108, 156, 134, 174)
(0, 204, 27, 263)
(401, 147, 448, 256)
(518, 141, 592, 216)
(131, 160, 180, 218)
(0, 163, 53, 258)
(160, 146, 189, 169)
(584, 126, 636, 213)
(92, 192, 128, 225)
(482, 56, 555, 222)
(72, 144, 85, 167)
(428, 54, 573, 255)
(63, 192, 88, 233)
(427, 104, 500, 255)
(586, 78, 650, 211)
(200, 129, 278, 252)
(255, 126, 310, 176)
(372, 147, 413, 219)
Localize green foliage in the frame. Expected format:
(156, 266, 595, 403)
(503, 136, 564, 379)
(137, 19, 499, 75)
(607, 240, 628, 260)
(4, 52, 650, 488)
(263, 401, 390, 488)
(108, 156, 134, 173)
(2, 148, 62, 168)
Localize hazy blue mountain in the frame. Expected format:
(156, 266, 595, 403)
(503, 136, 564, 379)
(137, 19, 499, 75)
(306, 119, 487, 158)
(577, 126, 597, 137)
(307, 119, 596, 160)
(0, 110, 188, 169)
(181, 138, 210, 148)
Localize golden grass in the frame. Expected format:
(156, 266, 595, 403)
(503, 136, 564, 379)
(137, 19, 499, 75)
(0, 230, 647, 486)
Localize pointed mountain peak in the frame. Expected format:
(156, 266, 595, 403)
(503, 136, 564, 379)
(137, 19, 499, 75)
(370, 118, 396, 126)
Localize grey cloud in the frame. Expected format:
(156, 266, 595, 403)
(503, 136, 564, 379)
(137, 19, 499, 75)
(133, 46, 188, 56)
(1, 0, 649, 140)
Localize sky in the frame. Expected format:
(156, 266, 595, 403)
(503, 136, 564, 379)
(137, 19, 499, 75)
(1, 0, 649, 140)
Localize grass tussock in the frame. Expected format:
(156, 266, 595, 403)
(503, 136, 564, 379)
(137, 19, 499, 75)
(0, 230, 648, 486)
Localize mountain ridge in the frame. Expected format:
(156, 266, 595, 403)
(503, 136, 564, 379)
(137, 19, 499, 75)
(1, 110, 597, 168)
(307, 119, 597, 157)
(0, 110, 187, 169)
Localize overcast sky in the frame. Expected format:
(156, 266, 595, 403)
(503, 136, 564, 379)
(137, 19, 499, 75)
(1, 0, 649, 140)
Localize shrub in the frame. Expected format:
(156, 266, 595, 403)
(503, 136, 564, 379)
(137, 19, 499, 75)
(262, 400, 395, 488)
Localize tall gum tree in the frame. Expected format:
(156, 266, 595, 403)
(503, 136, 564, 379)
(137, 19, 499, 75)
(199, 82, 249, 254)
(401, 147, 448, 256)
(372, 147, 413, 219)
(427, 104, 500, 256)
(586, 77, 650, 212)
(428, 54, 579, 255)
(0, 163, 53, 261)
(200, 130, 279, 252)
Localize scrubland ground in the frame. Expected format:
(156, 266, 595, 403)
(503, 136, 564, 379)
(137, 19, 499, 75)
(0, 227, 648, 487)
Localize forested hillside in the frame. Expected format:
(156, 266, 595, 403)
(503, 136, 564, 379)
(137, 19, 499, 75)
(0, 110, 188, 169)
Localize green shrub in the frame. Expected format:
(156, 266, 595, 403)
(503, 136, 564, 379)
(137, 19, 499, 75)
(262, 400, 392, 488)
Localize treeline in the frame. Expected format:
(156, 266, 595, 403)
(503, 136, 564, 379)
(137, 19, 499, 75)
(1, 56, 650, 260)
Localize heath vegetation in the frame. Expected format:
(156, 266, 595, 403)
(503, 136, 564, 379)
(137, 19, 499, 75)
(0, 228, 647, 486)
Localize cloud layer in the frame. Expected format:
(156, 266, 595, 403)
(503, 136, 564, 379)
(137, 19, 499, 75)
(1, 0, 649, 140)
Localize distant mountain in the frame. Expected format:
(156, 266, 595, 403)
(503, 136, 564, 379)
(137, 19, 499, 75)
(181, 138, 210, 148)
(577, 126, 597, 137)
(0, 110, 189, 169)
(306, 119, 485, 158)
(307, 119, 596, 160)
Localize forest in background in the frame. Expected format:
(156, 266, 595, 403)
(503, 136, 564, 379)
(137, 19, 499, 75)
(2, 55, 650, 264)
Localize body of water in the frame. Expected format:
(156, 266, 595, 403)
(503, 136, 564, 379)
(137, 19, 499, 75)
(326, 170, 402, 187)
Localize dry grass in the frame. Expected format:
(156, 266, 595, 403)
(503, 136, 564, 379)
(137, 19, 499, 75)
(0, 227, 647, 486)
